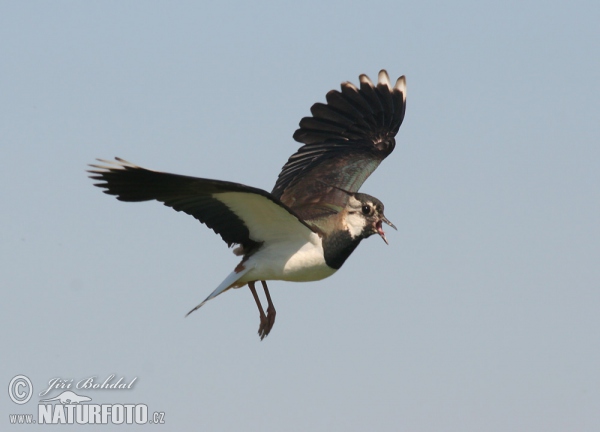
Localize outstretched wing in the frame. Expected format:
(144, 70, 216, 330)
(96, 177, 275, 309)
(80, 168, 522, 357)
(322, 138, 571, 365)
(272, 70, 406, 221)
(89, 158, 317, 252)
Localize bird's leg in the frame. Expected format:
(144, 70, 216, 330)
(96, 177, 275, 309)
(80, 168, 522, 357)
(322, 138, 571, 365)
(248, 281, 269, 340)
(261, 280, 276, 336)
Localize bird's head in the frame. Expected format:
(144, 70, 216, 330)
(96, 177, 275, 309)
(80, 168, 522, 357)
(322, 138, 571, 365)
(344, 193, 397, 244)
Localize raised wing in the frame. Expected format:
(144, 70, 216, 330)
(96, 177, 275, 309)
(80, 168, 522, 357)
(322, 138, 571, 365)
(89, 158, 317, 252)
(272, 70, 406, 221)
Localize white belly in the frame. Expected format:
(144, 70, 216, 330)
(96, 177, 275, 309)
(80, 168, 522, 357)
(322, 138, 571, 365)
(239, 233, 336, 283)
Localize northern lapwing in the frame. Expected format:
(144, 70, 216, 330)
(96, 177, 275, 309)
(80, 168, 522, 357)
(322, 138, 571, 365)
(89, 70, 406, 339)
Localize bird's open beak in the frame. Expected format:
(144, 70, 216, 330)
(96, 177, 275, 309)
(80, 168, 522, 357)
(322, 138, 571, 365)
(376, 215, 397, 245)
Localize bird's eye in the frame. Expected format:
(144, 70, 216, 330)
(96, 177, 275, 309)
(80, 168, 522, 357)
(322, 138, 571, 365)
(361, 205, 371, 215)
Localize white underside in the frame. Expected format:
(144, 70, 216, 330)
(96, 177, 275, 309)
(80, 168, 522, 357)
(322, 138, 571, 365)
(192, 231, 336, 310)
(239, 232, 336, 284)
(214, 191, 337, 284)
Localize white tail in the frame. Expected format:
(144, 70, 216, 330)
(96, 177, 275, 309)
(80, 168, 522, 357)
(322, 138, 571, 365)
(185, 265, 253, 316)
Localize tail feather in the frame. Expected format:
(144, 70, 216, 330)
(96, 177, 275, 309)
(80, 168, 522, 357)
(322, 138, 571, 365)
(185, 265, 253, 316)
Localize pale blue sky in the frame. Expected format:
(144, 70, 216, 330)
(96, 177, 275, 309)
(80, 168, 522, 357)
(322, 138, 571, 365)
(2, 1, 599, 431)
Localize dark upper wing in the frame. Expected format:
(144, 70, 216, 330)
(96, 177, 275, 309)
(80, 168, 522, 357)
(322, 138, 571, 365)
(272, 70, 406, 221)
(89, 158, 317, 251)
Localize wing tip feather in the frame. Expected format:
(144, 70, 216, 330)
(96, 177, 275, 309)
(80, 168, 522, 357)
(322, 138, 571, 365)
(377, 70, 392, 89)
(394, 75, 407, 101)
(359, 73, 374, 87)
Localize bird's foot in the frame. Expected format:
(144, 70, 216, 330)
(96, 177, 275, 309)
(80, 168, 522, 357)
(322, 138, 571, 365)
(258, 305, 276, 340)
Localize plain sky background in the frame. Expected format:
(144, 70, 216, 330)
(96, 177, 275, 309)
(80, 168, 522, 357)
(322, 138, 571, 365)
(2, 1, 599, 431)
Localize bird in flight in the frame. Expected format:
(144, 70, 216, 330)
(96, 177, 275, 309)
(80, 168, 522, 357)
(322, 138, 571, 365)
(89, 70, 406, 340)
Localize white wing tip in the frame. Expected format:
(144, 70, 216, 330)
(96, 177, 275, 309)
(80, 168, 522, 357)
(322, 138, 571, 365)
(359, 73, 374, 87)
(378, 70, 392, 89)
(341, 80, 359, 91)
(357, 70, 405, 98)
(394, 75, 407, 97)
